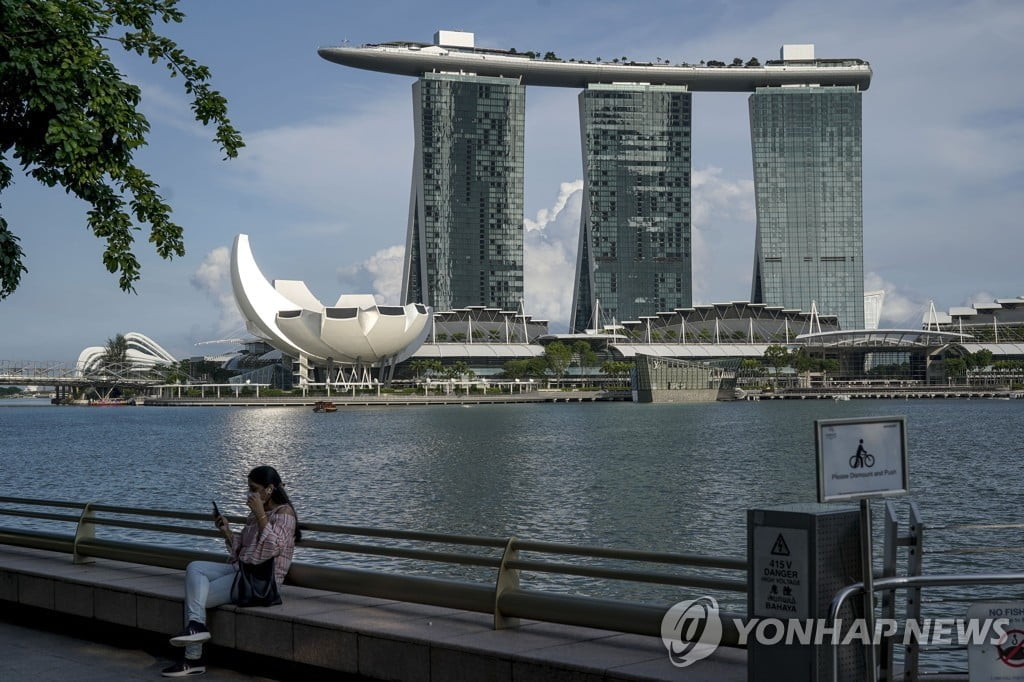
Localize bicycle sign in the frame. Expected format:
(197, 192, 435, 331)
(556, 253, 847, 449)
(850, 439, 875, 468)
(816, 416, 908, 502)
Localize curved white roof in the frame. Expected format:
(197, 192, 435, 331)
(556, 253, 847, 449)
(610, 343, 769, 359)
(230, 234, 431, 365)
(75, 332, 176, 374)
(412, 343, 544, 359)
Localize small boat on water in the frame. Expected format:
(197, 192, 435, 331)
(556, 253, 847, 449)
(313, 401, 337, 413)
(90, 398, 132, 407)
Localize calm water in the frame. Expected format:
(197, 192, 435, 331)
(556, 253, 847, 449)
(1, 397, 1022, 651)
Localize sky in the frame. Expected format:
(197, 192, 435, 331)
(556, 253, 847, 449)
(2, 0, 1022, 365)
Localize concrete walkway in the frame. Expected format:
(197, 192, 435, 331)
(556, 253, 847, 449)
(0, 612, 290, 681)
(0, 544, 747, 681)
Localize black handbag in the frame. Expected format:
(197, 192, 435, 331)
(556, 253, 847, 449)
(230, 557, 282, 607)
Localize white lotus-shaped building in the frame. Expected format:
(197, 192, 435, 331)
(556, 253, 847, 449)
(230, 234, 431, 369)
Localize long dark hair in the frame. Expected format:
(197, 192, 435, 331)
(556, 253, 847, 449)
(248, 465, 302, 541)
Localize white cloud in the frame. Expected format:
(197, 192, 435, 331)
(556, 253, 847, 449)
(691, 167, 755, 227)
(691, 167, 755, 303)
(189, 247, 243, 335)
(964, 291, 998, 307)
(225, 93, 412, 242)
(864, 272, 928, 328)
(523, 181, 584, 329)
(337, 245, 406, 303)
(334, 182, 586, 324)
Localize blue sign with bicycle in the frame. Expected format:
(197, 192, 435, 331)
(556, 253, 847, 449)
(815, 416, 909, 502)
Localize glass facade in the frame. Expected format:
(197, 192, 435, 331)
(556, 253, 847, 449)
(749, 86, 865, 330)
(571, 84, 692, 332)
(403, 73, 525, 312)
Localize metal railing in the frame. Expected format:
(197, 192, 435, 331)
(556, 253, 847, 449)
(0, 496, 748, 645)
(830, 573, 1024, 682)
(837, 500, 1024, 682)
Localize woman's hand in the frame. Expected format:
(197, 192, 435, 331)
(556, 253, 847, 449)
(246, 490, 266, 516)
(214, 514, 232, 542)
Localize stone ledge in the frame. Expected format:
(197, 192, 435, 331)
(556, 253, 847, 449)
(0, 544, 746, 681)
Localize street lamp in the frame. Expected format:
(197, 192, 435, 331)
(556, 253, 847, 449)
(529, 378, 534, 392)
(515, 378, 520, 394)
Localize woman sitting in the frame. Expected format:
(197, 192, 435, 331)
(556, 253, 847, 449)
(162, 465, 301, 677)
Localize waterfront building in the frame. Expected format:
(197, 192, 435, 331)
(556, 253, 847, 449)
(426, 307, 548, 344)
(571, 84, 692, 332)
(749, 45, 865, 330)
(75, 332, 176, 375)
(925, 296, 1024, 343)
(864, 290, 885, 330)
(230, 233, 431, 386)
(633, 354, 726, 403)
(402, 48, 526, 312)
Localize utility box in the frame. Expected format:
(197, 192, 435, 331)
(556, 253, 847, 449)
(748, 504, 863, 682)
(434, 30, 474, 48)
(781, 43, 815, 60)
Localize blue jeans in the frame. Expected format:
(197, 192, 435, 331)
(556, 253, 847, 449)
(182, 560, 236, 659)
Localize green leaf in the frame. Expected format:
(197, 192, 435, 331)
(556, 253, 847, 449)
(0, 0, 244, 296)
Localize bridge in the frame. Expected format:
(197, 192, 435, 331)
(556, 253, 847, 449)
(0, 360, 165, 401)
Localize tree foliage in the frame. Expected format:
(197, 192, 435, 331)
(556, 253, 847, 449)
(0, 0, 244, 298)
(599, 360, 632, 379)
(543, 341, 573, 378)
(501, 357, 547, 379)
(572, 340, 597, 369)
(101, 332, 128, 368)
(408, 358, 442, 380)
(763, 344, 790, 371)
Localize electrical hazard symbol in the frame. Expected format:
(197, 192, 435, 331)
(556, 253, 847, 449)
(770, 534, 790, 556)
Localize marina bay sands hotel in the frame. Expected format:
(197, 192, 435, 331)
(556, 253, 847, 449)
(319, 31, 871, 331)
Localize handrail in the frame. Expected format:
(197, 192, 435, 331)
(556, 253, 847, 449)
(512, 537, 747, 570)
(0, 495, 749, 645)
(829, 573, 1024, 682)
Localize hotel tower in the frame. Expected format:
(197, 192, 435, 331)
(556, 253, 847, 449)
(748, 45, 865, 330)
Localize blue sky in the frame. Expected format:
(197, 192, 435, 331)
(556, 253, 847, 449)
(2, 0, 1022, 365)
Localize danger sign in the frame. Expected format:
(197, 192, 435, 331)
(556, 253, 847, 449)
(752, 526, 809, 619)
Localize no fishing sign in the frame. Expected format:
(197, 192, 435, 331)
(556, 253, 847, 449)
(969, 602, 1024, 681)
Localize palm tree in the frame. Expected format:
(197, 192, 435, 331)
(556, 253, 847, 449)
(101, 333, 129, 373)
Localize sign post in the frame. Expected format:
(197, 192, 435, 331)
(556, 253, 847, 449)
(816, 416, 909, 682)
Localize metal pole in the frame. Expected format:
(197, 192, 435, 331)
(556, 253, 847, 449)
(861, 497, 878, 682)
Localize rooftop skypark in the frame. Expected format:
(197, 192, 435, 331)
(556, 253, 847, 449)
(318, 31, 871, 91)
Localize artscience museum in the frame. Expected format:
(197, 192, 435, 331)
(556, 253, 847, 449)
(230, 234, 432, 385)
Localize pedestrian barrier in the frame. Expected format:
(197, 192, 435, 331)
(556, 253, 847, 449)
(0, 495, 748, 645)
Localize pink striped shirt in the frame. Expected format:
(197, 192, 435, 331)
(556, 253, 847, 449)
(229, 505, 296, 584)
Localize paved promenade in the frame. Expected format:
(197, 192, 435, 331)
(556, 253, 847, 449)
(0, 613, 290, 681)
(0, 545, 747, 681)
